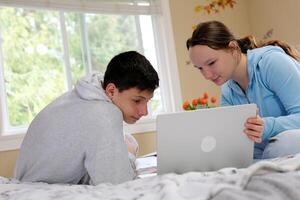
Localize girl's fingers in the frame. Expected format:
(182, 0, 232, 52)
(247, 134, 262, 143)
(244, 123, 263, 133)
(244, 128, 261, 138)
(244, 110, 264, 143)
(247, 117, 264, 125)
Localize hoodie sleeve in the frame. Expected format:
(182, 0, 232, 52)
(84, 105, 136, 185)
(259, 51, 300, 141)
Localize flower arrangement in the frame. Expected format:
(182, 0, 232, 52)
(182, 92, 218, 111)
(194, 0, 237, 14)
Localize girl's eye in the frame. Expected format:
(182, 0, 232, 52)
(208, 60, 216, 66)
(194, 65, 202, 71)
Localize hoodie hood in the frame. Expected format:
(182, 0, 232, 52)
(226, 46, 285, 93)
(75, 73, 111, 102)
(246, 45, 285, 84)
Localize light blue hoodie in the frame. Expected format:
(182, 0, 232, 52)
(221, 46, 300, 154)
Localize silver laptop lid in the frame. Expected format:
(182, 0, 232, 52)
(157, 104, 256, 174)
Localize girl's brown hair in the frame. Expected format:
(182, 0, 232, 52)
(186, 21, 300, 61)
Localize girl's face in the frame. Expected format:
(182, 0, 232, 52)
(189, 45, 237, 85)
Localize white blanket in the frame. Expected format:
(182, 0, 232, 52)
(1, 154, 300, 200)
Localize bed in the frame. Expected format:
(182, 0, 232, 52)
(1, 154, 300, 200)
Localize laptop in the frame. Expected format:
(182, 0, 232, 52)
(156, 104, 256, 175)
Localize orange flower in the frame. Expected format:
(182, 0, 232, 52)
(199, 98, 207, 105)
(198, 97, 202, 103)
(183, 92, 218, 111)
(192, 99, 199, 106)
(182, 100, 191, 110)
(211, 96, 217, 103)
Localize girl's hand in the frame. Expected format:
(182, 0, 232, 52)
(244, 110, 264, 143)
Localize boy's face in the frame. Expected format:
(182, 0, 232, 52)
(105, 84, 153, 124)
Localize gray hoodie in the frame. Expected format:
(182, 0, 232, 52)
(15, 73, 135, 185)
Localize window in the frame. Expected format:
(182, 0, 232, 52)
(0, 0, 182, 149)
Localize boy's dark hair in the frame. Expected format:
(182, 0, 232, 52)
(103, 51, 159, 92)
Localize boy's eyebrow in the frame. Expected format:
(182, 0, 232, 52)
(136, 95, 154, 100)
(134, 95, 147, 100)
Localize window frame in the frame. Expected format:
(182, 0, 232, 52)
(0, 0, 182, 151)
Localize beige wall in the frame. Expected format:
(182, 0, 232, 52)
(1, 0, 300, 178)
(248, 0, 300, 45)
(0, 150, 18, 177)
(133, 132, 156, 156)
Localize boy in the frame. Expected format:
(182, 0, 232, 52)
(15, 51, 159, 185)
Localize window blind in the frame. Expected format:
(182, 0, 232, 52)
(0, 0, 161, 15)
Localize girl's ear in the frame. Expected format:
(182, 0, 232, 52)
(228, 41, 241, 65)
(228, 40, 239, 50)
(105, 83, 117, 99)
(228, 41, 241, 58)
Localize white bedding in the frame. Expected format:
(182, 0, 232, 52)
(1, 154, 300, 200)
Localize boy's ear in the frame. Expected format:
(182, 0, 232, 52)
(105, 83, 117, 99)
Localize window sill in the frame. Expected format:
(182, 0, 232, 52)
(0, 119, 156, 152)
(0, 134, 25, 152)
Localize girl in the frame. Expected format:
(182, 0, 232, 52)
(187, 21, 300, 159)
